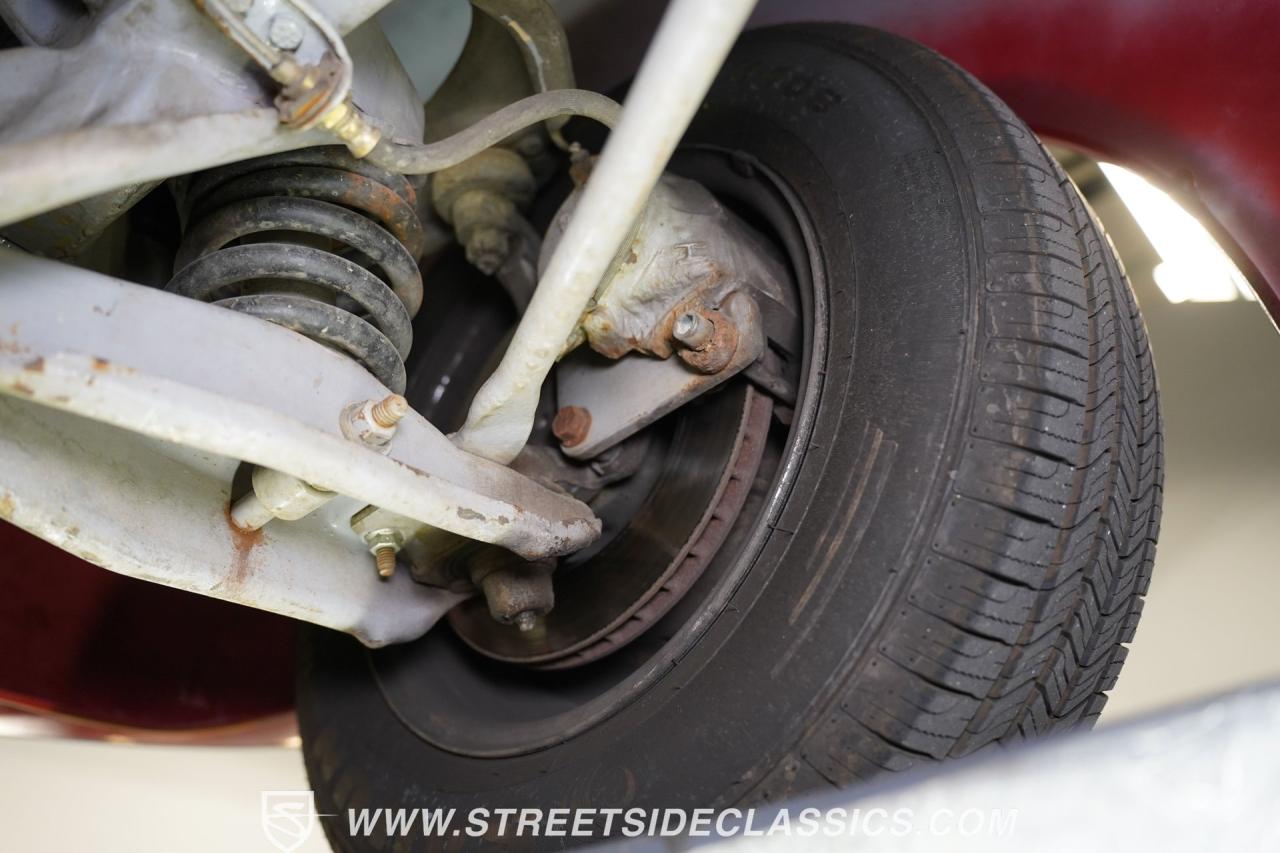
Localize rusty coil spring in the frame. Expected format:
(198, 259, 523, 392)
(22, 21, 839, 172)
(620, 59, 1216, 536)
(167, 147, 426, 393)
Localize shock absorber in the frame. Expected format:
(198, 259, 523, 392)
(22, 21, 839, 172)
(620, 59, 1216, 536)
(168, 147, 426, 393)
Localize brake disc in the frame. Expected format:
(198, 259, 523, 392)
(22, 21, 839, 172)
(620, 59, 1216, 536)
(449, 382, 772, 667)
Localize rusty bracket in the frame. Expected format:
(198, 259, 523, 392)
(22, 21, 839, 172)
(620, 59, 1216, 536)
(546, 169, 786, 459)
(194, 0, 382, 155)
(555, 290, 766, 459)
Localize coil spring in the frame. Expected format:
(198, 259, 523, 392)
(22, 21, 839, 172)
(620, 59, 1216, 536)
(167, 147, 426, 393)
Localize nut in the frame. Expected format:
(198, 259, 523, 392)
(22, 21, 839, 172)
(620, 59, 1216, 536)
(568, 146, 594, 186)
(464, 225, 511, 276)
(363, 529, 404, 579)
(342, 395, 408, 450)
(268, 14, 305, 51)
(317, 100, 382, 158)
(515, 134, 545, 161)
(672, 311, 715, 350)
(552, 406, 592, 448)
(676, 310, 739, 374)
(431, 151, 534, 276)
(471, 558, 555, 627)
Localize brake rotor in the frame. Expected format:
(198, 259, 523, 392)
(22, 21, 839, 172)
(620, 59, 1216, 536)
(449, 381, 772, 668)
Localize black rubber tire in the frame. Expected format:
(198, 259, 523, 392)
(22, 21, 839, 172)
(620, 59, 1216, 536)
(299, 23, 1162, 847)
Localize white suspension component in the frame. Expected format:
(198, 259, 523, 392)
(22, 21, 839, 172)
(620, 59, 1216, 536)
(451, 0, 760, 463)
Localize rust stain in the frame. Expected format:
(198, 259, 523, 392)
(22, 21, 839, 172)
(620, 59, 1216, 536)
(340, 175, 395, 221)
(591, 338, 630, 359)
(569, 158, 593, 185)
(92, 357, 110, 371)
(334, 174, 422, 256)
(223, 506, 264, 589)
(293, 88, 328, 121)
(457, 507, 486, 522)
(0, 493, 14, 518)
(496, 515, 510, 525)
(23, 356, 43, 373)
(12, 381, 34, 396)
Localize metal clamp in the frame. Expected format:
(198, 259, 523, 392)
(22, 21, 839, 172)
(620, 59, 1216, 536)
(194, 0, 382, 154)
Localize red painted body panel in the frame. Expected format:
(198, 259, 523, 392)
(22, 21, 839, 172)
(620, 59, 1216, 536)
(0, 525, 294, 730)
(751, 0, 1280, 320)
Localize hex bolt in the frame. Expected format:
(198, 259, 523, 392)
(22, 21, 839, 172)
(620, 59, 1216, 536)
(672, 311, 715, 350)
(515, 135, 545, 161)
(364, 529, 404, 579)
(431, 152, 533, 277)
(465, 225, 511, 276)
(370, 394, 409, 428)
(552, 405, 592, 448)
(373, 545, 397, 578)
(514, 610, 538, 632)
(268, 14, 305, 51)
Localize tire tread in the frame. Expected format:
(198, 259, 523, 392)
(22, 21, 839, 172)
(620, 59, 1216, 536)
(775, 24, 1163, 785)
